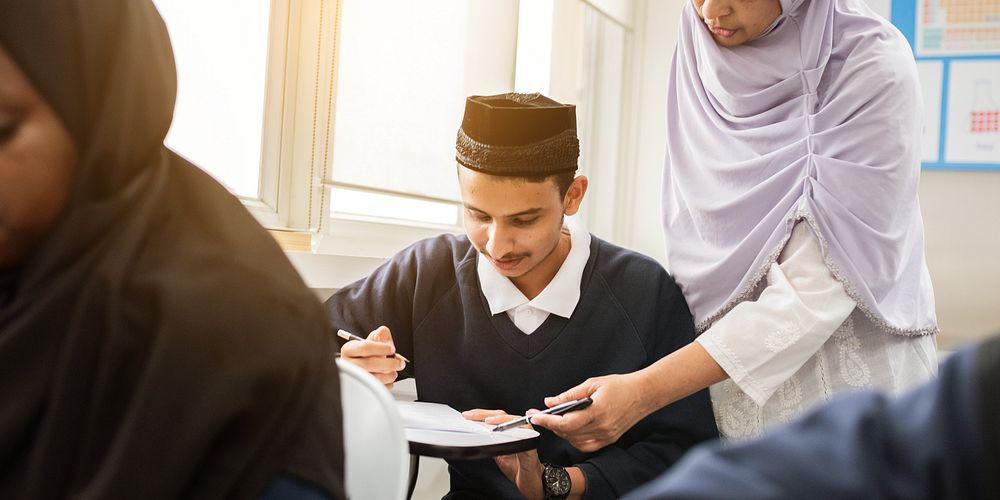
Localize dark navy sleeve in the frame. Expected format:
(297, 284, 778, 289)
(578, 263, 719, 498)
(624, 343, 990, 500)
(323, 236, 464, 378)
(324, 252, 416, 378)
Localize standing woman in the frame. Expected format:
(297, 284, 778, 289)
(534, 0, 938, 446)
(0, 1, 344, 498)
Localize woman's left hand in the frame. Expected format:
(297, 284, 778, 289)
(463, 409, 544, 500)
(529, 372, 655, 452)
(532, 342, 728, 452)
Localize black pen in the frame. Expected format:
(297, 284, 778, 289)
(491, 397, 593, 432)
(336, 329, 410, 364)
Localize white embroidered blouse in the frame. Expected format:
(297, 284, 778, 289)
(696, 222, 938, 438)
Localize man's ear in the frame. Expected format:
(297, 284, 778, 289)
(563, 175, 588, 216)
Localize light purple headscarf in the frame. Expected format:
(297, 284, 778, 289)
(663, 0, 937, 336)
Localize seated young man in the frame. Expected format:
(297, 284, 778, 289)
(326, 93, 718, 499)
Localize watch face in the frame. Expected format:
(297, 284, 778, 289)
(543, 464, 571, 498)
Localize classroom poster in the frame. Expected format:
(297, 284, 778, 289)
(891, 0, 1000, 170)
(916, 0, 1000, 55)
(945, 60, 1000, 162)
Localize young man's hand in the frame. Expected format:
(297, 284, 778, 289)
(463, 409, 545, 500)
(464, 409, 586, 499)
(339, 326, 405, 389)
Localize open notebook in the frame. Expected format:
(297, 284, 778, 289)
(396, 401, 539, 448)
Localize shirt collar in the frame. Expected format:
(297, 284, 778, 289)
(477, 215, 592, 318)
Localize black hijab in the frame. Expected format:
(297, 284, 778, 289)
(0, 1, 344, 498)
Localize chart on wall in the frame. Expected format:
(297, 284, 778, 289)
(891, 0, 1000, 169)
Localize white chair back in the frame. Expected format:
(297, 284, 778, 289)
(337, 359, 410, 500)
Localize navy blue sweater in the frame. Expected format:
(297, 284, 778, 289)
(326, 234, 718, 499)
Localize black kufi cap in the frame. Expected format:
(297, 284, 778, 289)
(456, 93, 579, 176)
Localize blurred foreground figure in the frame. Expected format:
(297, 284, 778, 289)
(626, 336, 1000, 500)
(0, 1, 344, 498)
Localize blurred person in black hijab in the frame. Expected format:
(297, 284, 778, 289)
(0, 1, 344, 498)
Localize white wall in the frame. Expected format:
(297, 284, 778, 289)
(621, 0, 1000, 349)
(622, 0, 683, 264)
(919, 172, 1000, 349)
(866, 0, 892, 19)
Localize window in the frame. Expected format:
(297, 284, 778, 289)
(319, 0, 641, 255)
(571, 2, 634, 244)
(329, 186, 459, 227)
(153, 0, 272, 199)
(155, 0, 658, 259)
(516, 0, 636, 244)
(316, 0, 520, 254)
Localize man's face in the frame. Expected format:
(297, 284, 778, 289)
(458, 166, 576, 282)
(0, 45, 79, 268)
(690, 0, 783, 47)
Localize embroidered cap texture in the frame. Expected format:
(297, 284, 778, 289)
(455, 92, 579, 176)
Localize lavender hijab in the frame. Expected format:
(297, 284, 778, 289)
(663, 0, 937, 336)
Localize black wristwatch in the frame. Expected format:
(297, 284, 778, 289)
(542, 463, 571, 499)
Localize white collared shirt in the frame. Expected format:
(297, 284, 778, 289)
(477, 216, 592, 334)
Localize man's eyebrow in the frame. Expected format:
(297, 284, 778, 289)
(463, 205, 544, 218)
(507, 208, 543, 218)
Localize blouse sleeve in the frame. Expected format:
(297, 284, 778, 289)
(696, 221, 856, 406)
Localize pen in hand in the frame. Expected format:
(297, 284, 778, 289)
(336, 329, 410, 364)
(491, 397, 594, 432)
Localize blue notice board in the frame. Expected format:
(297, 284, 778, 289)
(890, 0, 1000, 170)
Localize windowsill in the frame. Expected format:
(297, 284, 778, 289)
(276, 218, 460, 293)
(284, 251, 385, 290)
(315, 217, 462, 260)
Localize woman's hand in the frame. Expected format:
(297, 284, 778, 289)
(529, 372, 657, 452)
(531, 342, 728, 452)
(463, 409, 545, 500)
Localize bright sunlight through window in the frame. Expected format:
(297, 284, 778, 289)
(152, 0, 271, 198)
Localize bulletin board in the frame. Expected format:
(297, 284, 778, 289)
(890, 0, 1000, 170)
